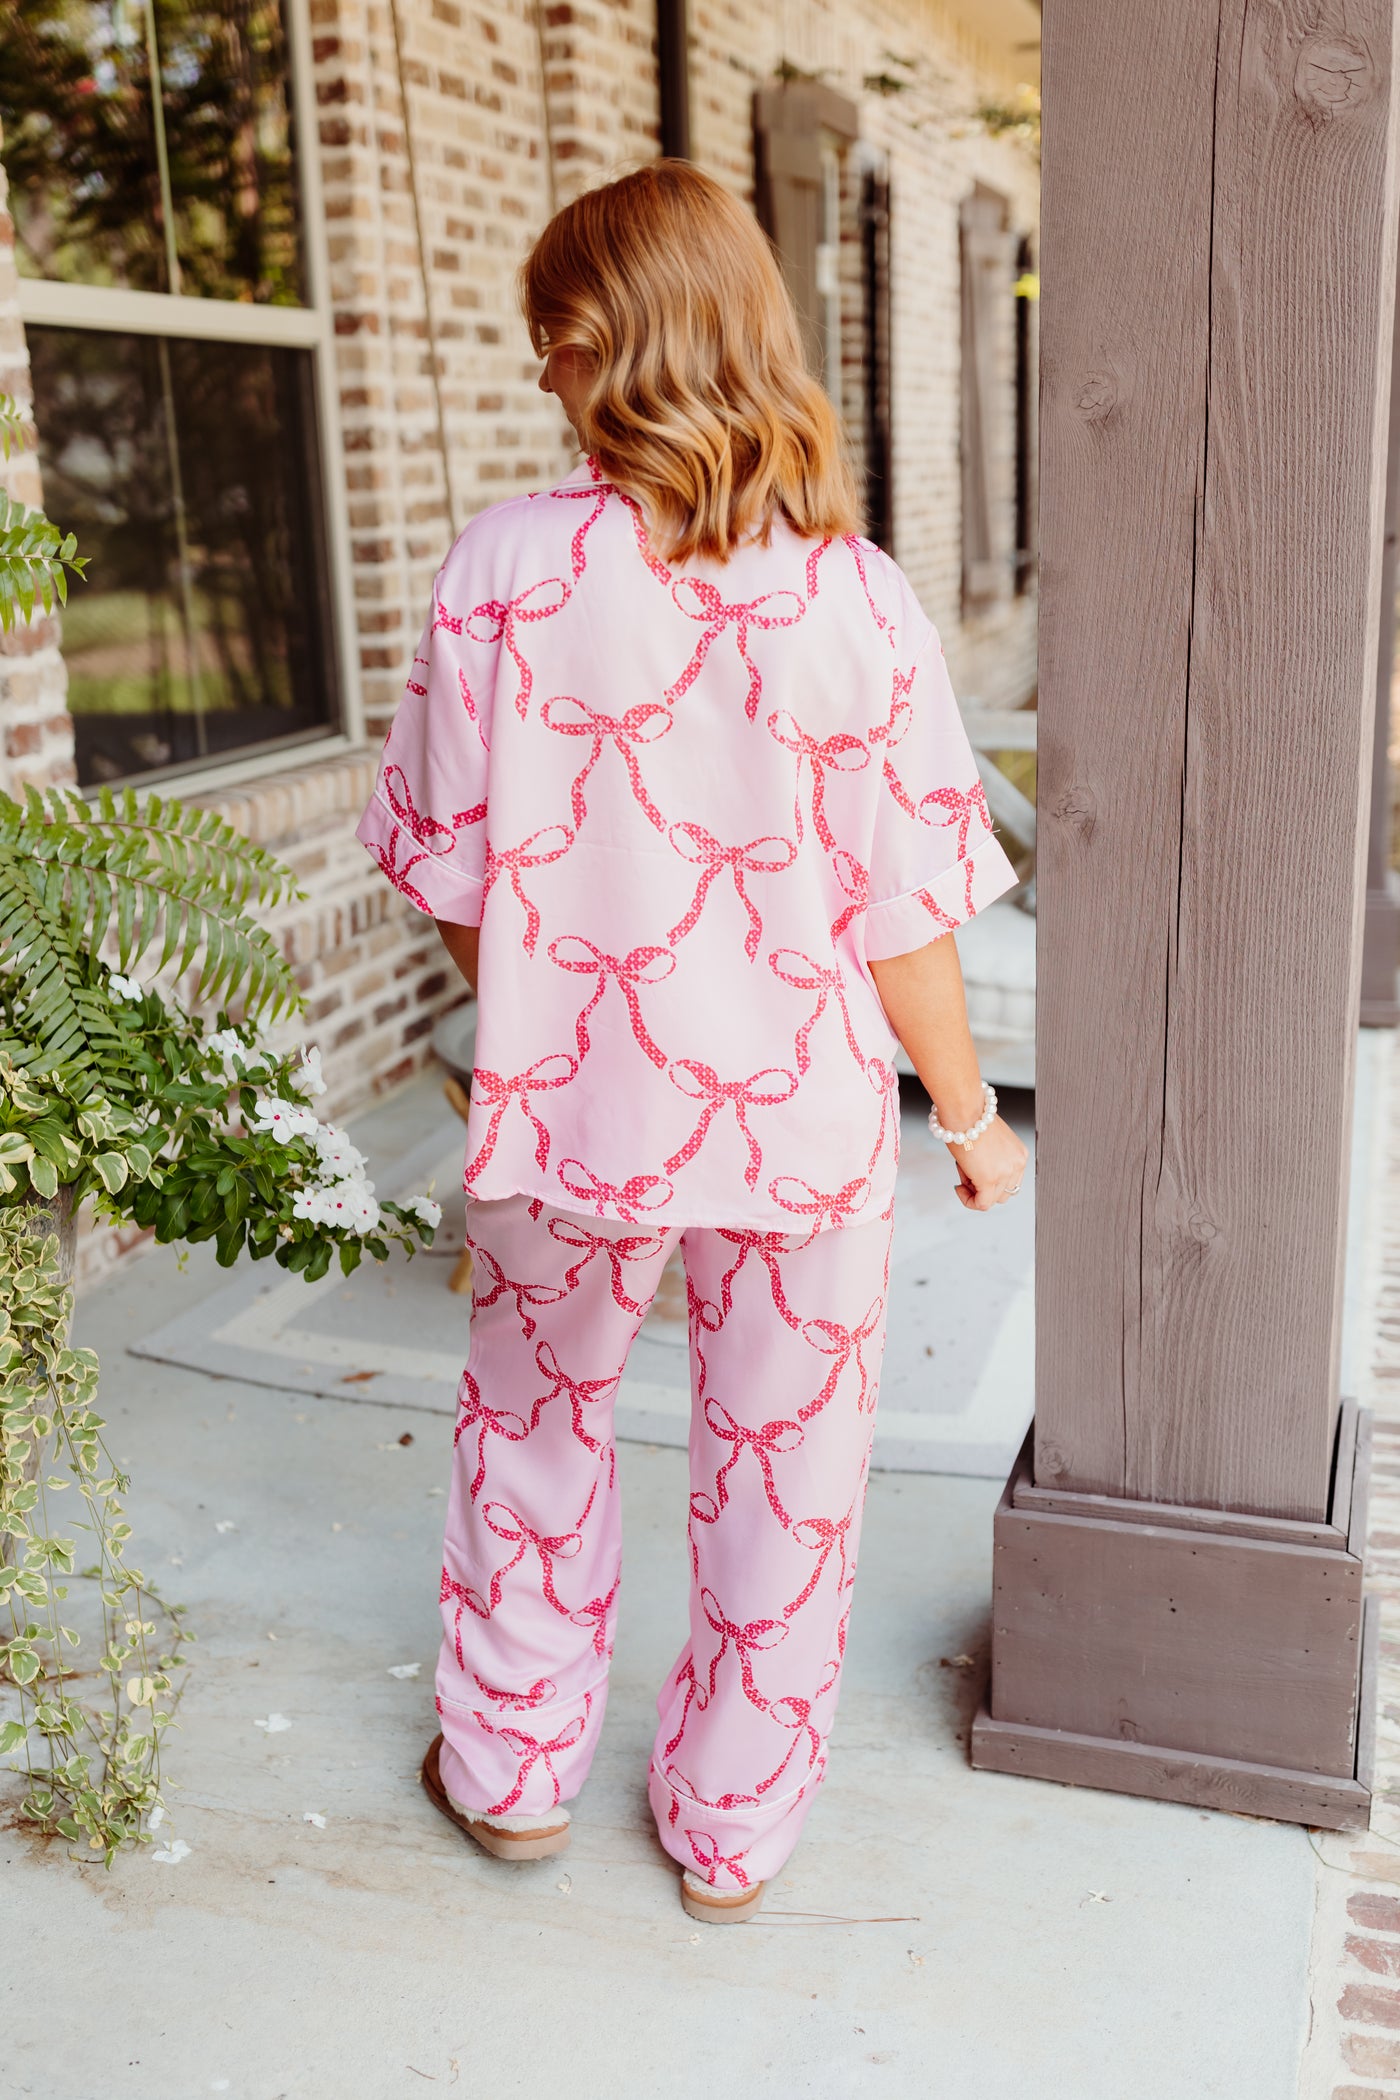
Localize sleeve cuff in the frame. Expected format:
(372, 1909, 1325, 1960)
(863, 830, 1020, 961)
(355, 788, 484, 926)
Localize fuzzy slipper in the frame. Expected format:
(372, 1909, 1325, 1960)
(420, 1734, 571, 1861)
(680, 1870, 766, 1923)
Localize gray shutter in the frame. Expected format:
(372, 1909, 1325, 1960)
(961, 186, 1013, 607)
(754, 82, 859, 386)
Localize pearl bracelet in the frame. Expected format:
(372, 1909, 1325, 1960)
(928, 1080, 998, 1148)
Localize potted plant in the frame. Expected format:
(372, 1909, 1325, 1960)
(0, 395, 440, 1860)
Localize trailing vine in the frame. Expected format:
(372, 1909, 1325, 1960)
(0, 1210, 189, 1863)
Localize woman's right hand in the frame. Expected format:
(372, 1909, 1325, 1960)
(948, 1116, 1028, 1212)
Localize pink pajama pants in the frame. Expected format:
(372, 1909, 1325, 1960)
(435, 1193, 894, 1892)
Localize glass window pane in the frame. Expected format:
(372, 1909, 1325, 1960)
(27, 323, 338, 786)
(1, 0, 304, 304)
(1, 1, 167, 291)
(156, 0, 303, 303)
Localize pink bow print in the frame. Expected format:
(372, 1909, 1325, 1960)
(555, 1159, 676, 1223)
(755, 1694, 825, 1800)
(668, 822, 796, 961)
(684, 1829, 754, 1890)
(799, 1296, 885, 1422)
(766, 712, 869, 849)
(453, 1368, 529, 1503)
(699, 1586, 789, 1710)
(546, 1215, 668, 1316)
(467, 1241, 568, 1343)
(768, 947, 865, 1074)
(666, 576, 807, 718)
(482, 1481, 597, 1619)
(470, 1698, 592, 1815)
(665, 1060, 798, 1189)
(690, 1394, 804, 1529)
(543, 693, 672, 833)
(471, 1673, 558, 1710)
(917, 779, 994, 917)
(547, 934, 676, 1069)
(382, 764, 455, 855)
(466, 1051, 578, 1181)
(481, 823, 574, 956)
(546, 477, 612, 580)
(441, 1567, 494, 1666)
(463, 576, 570, 719)
(783, 1492, 862, 1621)
(694, 1228, 810, 1334)
(767, 1173, 873, 1232)
(568, 1573, 621, 1660)
(526, 1338, 623, 1455)
(829, 851, 870, 942)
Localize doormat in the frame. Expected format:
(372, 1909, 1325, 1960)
(130, 1104, 1034, 1478)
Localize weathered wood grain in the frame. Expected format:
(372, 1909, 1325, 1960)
(1012, 1397, 1364, 1543)
(989, 1430, 1365, 1773)
(970, 1709, 1373, 1831)
(1035, 0, 1400, 1515)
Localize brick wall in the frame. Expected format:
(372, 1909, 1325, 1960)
(0, 137, 73, 796)
(688, 0, 1040, 708)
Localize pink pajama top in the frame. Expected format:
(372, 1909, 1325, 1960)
(356, 459, 1018, 1232)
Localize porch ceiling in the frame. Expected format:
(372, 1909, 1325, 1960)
(930, 0, 1041, 88)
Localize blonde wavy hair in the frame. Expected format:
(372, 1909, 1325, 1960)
(520, 160, 861, 564)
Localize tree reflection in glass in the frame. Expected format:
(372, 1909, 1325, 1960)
(0, 0, 303, 304)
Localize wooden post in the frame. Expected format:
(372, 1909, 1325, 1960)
(1362, 230, 1400, 1026)
(971, 0, 1400, 1828)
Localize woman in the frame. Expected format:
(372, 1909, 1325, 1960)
(356, 161, 1028, 1923)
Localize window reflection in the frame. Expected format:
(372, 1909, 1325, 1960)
(0, 0, 303, 303)
(27, 325, 337, 784)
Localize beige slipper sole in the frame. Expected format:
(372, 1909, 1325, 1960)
(421, 1734, 571, 1861)
(680, 1871, 766, 1923)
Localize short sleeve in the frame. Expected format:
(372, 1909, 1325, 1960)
(863, 626, 1020, 962)
(355, 591, 492, 927)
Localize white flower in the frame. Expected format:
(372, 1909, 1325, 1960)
(151, 1838, 191, 1864)
(292, 1185, 334, 1226)
(253, 1713, 292, 1734)
(108, 973, 144, 1003)
(147, 1802, 165, 1832)
(288, 1046, 328, 1099)
(312, 1124, 368, 1180)
(406, 1196, 442, 1229)
(249, 1097, 320, 1144)
(207, 1027, 261, 1080)
(296, 1176, 380, 1236)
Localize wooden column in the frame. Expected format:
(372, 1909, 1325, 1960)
(1362, 229, 1400, 1026)
(972, 0, 1400, 1828)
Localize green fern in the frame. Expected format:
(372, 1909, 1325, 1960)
(0, 397, 31, 461)
(0, 488, 86, 628)
(0, 787, 305, 1081)
(0, 392, 86, 630)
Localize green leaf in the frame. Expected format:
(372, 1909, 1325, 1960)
(27, 1153, 58, 1200)
(91, 1151, 129, 1194)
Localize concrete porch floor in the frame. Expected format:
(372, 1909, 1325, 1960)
(3, 1072, 1320, 2100)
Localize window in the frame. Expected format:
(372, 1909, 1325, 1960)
(0, 0, 353, 787)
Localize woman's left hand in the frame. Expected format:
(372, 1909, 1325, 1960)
(949, 1116, 1028, 1212)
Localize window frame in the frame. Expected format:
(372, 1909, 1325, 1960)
(13, 0, 363, 795)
